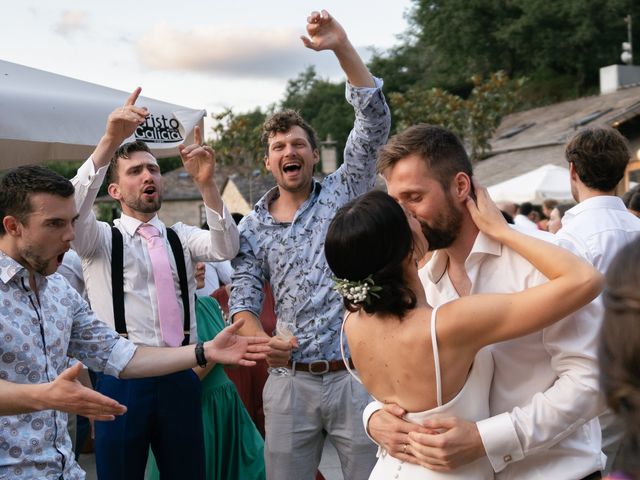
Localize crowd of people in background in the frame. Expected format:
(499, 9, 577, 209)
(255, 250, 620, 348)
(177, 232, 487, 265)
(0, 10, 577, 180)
(2, 8, 640, 480)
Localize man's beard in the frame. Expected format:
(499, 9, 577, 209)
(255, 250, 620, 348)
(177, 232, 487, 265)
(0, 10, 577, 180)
(420, 202, 463, 251)
(21, 245, 52, 275)
(123, 195, 162, 214)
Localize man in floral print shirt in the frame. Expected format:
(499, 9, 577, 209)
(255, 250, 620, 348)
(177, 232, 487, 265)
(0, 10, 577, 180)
(229, 10, 390, 480)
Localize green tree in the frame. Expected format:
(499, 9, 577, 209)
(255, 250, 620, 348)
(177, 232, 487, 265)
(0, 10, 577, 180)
(403, 0, 640, 102)
(391, 71, 524, 161)
(209, 107, 267, 169)
(368, 41, 442, 97)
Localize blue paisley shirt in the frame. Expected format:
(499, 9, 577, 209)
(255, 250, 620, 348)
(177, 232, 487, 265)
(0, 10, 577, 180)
(229, 78, 390, 362)
(0, 251, 136, 479)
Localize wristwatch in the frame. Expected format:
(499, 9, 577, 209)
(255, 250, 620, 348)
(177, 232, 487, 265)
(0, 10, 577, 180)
(195, 342, 207, 368)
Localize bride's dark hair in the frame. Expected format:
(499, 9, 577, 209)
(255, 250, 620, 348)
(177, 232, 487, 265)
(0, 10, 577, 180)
(325, 190, 417, 318)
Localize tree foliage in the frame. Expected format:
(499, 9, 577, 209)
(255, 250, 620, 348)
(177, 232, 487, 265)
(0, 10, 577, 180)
(398, 0, 640, 101)
(209, 108, 267, 170)
(391, 72, 524, 161)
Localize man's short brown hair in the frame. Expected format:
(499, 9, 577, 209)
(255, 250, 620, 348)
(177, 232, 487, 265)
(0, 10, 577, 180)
(0, 165, 74, 235)
(377, 123, 472, 189)
(260, 110, 318, 157)
(565, 127, 630, 192)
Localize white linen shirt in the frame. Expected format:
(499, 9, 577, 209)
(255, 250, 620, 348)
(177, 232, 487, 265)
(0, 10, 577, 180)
(71, 158, 239, 346)
(363, 228, 604, 479)
(557, 195, 640, 272)
(556, 194, 640, 467)
(196, 260, 234, 296)
(513, 214, 538, 231)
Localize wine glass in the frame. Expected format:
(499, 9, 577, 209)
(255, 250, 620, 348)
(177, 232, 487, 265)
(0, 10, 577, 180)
(268, 318, 296, 377)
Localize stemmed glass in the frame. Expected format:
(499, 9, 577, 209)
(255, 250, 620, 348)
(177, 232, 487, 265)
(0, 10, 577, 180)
(268, 318, 296, 377)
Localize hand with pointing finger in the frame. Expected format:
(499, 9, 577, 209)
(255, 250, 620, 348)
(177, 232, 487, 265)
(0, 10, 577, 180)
(92, 87, 149, 169)
(105, 86, 149, 146)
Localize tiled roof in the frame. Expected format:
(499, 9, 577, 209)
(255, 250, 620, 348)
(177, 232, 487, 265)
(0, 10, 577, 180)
(476, 84, 640, 186)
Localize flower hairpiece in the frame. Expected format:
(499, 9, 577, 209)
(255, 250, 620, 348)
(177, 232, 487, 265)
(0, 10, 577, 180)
(332, 275, 382, 305)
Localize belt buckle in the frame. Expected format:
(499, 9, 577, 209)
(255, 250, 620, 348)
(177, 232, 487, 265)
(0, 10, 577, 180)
(308, 360, 330, 375)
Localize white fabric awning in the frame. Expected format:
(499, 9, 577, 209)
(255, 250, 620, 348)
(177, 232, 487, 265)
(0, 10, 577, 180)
(0, 60, 205, 170)
(487, 164, 573, 204)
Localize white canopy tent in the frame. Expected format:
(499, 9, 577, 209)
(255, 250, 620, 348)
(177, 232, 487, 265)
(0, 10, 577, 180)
(487, 164, 573, 204)
(0, 60, 205, 170)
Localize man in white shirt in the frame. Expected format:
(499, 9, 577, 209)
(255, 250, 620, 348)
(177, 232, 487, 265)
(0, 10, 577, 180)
(71, 89, 239, 480)
(364, 123, 604, 479)
(558, 126, 640, 473)
(195, 260, 233, 296)
(58, 249, 87, 301)
(513, 202, 539, 231)
(196, 223, 235, 297)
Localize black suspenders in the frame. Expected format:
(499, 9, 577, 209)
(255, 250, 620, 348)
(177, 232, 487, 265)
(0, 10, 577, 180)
(111, 226, 191, 346)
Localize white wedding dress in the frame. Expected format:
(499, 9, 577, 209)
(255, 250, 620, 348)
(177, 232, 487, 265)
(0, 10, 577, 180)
(342, 305, 495, 479)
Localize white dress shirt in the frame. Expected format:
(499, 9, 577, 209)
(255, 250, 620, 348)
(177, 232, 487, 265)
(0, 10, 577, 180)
(58, 248, 88, 300)
(557, 195, 640, 272)
(556, 195, 640, 470)
(513, 214, 539, 231)
(71, 158, 239, 347)
(196, 260, 234, 296)
(363, 228, 604, 479)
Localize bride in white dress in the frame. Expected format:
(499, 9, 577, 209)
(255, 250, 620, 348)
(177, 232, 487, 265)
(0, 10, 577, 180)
(324, 185, 602, 479)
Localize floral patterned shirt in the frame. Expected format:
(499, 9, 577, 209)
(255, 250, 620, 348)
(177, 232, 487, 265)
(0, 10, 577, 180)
(229, 78, 390, 362)
(0, 251, 136, 479)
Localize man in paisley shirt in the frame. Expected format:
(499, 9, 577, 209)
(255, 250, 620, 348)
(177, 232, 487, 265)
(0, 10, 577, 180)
(0, 166, 268, 479)
(229, 10, 391, 480)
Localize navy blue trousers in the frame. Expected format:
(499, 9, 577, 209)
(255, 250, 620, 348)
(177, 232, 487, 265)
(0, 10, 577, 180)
(94, 370, 205, 480)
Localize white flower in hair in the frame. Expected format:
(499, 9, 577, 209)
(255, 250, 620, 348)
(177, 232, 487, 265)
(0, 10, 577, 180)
(332, 275, 382, 305)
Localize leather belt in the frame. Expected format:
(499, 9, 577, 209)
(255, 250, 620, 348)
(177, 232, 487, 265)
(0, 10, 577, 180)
(288, 358, 354, 375)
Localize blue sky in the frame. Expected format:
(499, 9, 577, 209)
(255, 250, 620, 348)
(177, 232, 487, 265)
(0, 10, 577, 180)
(1, 1, 413, 135)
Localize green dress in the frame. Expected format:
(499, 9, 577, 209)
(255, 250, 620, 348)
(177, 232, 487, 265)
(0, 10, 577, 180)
(146, 296, 265, 480)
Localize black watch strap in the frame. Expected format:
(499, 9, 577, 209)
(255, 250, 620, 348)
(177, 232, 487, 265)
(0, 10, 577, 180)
(195, 342, 207, 368)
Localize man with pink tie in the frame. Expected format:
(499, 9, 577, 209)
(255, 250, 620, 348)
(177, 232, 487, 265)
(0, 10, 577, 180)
(71, 88, 239, 480)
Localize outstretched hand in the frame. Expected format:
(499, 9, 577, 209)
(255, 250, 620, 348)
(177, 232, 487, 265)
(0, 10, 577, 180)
(44, 362, 126, 421)
(300, 10, 348, 52)
(465, 179, 509, 238)
(205, 318, 270, 367)
(179, 126, 217, 186)
(105, 87, 148, 146)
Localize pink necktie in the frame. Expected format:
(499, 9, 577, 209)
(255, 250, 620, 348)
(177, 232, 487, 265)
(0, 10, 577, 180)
(137, 224, 184, 347)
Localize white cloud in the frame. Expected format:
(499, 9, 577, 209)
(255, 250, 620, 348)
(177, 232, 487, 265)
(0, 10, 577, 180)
(136, 22, 348, 79)
(53, 10, 88, 36)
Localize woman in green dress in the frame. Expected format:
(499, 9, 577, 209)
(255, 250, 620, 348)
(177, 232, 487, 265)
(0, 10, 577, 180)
(146, 264, 265, 480)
